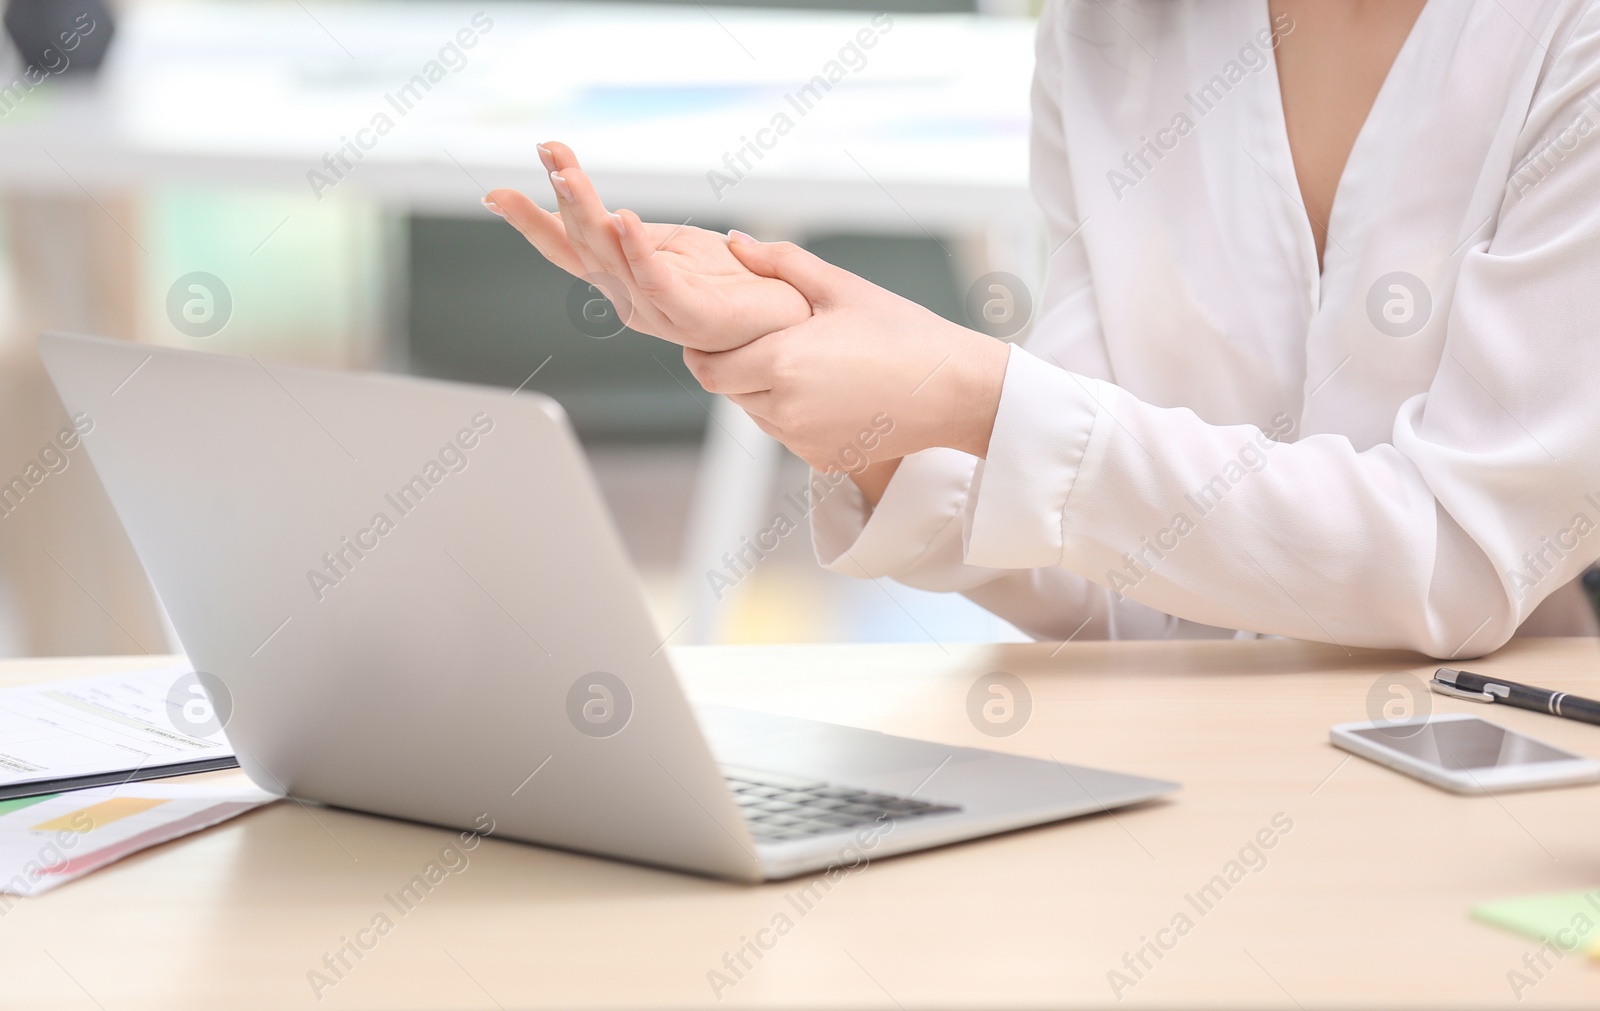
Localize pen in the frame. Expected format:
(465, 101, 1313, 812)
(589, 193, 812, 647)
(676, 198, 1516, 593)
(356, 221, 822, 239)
(1430, 668, 1600, 727)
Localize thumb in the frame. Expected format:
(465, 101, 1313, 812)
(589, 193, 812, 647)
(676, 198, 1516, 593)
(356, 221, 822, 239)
(727, 234, 850, 306)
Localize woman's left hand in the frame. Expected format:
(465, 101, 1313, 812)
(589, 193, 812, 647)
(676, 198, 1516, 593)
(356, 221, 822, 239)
(486, 142, 810, 352)
(683, 234, 1011, 472)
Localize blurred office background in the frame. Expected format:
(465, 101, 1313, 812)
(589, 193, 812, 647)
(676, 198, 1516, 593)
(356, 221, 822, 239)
(0, 0, 1046, 657)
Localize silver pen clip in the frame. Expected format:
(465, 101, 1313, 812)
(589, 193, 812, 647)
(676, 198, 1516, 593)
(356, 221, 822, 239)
(1429, 677, 1495, 702)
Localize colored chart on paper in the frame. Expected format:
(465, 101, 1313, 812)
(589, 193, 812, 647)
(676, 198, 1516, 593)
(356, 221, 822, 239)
(33, 796, 168, 833)
(0, 779, 276, 897)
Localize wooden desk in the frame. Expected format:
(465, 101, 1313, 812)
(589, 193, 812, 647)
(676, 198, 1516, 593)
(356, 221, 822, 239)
(3, 639, 1598, 1009)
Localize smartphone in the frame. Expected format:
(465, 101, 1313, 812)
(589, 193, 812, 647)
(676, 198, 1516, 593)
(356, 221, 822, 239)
(1330, 713, 1600, 794)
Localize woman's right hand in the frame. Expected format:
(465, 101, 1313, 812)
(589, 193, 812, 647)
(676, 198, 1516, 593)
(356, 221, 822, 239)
(485, 142, 811, 352)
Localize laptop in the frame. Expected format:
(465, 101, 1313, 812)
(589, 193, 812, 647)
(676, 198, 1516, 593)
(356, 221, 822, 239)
(38, 333, 1178, 882)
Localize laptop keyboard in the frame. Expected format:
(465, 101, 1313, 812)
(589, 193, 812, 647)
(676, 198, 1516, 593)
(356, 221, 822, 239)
(721, 766, 960, 843)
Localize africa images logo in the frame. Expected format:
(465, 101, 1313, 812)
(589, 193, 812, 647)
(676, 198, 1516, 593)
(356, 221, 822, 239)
(305, 412, 494, 601)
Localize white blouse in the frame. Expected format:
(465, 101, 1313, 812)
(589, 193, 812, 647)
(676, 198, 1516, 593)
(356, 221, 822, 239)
(811, 0, 1600, 657)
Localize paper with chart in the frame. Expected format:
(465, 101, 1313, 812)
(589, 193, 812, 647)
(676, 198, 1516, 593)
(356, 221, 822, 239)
(0, 779, 276, 896)
(0, 665, 238, 800)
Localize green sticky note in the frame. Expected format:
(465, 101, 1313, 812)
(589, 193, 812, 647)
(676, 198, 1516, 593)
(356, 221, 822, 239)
(1473, 889, 1600, 955)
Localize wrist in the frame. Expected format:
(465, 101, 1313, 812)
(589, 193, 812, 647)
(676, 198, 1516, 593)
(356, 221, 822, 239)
(939, 333, 1010, 458)
(849, 458, 902, 507)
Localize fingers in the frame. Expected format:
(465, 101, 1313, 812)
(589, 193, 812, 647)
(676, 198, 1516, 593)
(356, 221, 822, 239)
(683, 341, 779, 397)
(616, 208, 677, 296)
(540, 141, 581, 174)
(727, 235, 851, 306)
(538, 144, 664, 334)
(484, 188, 584, 276)
(549, 163, 632, 282)
(485, 136, 593, 275)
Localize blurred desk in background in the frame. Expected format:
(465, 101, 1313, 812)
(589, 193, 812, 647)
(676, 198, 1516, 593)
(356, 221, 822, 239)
(0, 1, 1037, 233)
(0, 1, 1041, 650)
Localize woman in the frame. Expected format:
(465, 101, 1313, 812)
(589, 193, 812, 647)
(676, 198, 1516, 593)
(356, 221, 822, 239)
(484, 0, 1600, 658)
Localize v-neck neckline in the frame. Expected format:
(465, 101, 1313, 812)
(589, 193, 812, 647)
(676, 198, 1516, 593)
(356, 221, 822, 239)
(1259, 0, 1437, 303)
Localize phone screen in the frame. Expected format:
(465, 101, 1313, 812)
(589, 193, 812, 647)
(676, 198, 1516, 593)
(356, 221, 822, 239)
(1348, 718, 1578, 770)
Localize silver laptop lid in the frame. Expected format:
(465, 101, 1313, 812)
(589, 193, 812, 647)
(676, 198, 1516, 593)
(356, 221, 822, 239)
(39, 333, 761, 881)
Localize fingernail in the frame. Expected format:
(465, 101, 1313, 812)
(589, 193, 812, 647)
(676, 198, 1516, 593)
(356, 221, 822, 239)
(537, 144, 555, 172)
(481, 197, 505, 217)
(728, 229, 757, 246)
(611, 212, 627, 238)
(550, 171, 573, 202)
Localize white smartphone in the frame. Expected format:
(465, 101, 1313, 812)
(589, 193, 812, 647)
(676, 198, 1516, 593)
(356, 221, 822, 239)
(1330, 713, 1600, 794)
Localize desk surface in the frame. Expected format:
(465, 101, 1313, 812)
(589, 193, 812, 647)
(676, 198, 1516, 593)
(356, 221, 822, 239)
(4, 638, 1599, 1009)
